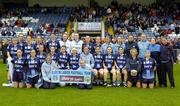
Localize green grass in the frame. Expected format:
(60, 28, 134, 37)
(0, 62, 180, 106)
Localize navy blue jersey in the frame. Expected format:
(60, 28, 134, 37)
(23, 43, 36, 59)
(82, 42, 94, 53)
(12, 57, 25, 72)
(92, 43, 101, 54)
(149, 44, 160, 64)
(69, 54, 80, 70)
(36, 52, 46, 65)
(36, 43, 45, 53)
(116, 54, 127, 69)
(93, 53, 104, 69)
(46, 40, 60, 52)
(18, 41, 25, 51)
(104, 54, 115, 69)
(126, 57, 142, 75)
(51, 53, 58, 62)
(57, 53, 69, 69)
(26, 57, 40, 77)
(160, 44, 175, 63)
(142, 58, 156, 79)
(7, 44, 22, 58)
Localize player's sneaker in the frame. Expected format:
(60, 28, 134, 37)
(170, 86, 175, 89)
(116, 81, 121, 87)
(92, 81, 96, 85)
(96, 80, 100, 85)
(123, 82, 127, 87)
(103, 82, 108, 86)
(116, 83, 121, 87)
(112, 82, 116, 87)
(99, 81, 104, 86)
(107, 83, 112, 87)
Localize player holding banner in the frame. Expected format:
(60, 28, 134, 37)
(78, 59, 93, 89)
(41, 53, 58, 89)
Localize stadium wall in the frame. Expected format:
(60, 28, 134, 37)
(96, 0, 156, 6)
(28, 0, 89, 7)
(28, 0, 156, 7)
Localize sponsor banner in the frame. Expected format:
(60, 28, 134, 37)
(77, 22, 101, 31)
(51, 69, 91, 84)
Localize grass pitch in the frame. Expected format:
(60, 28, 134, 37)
(0, 63, 180, 106)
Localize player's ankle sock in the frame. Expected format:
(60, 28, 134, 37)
(116, 80, 121, 84)
(7, 80, 11, 83)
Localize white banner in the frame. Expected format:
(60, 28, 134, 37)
(51, 69, 92, 84)
(77, 22, 101, 31)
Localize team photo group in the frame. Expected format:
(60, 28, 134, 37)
(4, 31, 176, 89)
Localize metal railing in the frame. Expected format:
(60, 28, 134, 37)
(173, 49, 180, 62)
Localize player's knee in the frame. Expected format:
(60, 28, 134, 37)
(111, 69, 116, 74)
(142, 84, 147, 88)
(116, 70, 120, 74)
(149, 84, 154, 89)
(99, 69, 104, 73)
(93, 69, 98, 74)
(123, 70, 127, 75)
(136, 82, 141, 88)
(127, 81, 132, 88)
(14, 83, 18, 88)
(26, 84, 32, 88)
(19, 83, 24, 88)
(103, 69, 108, 75)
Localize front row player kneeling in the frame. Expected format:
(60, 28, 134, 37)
(126, 48, 141, 88)
(141, 50, 156, 89)
(78, 59, 93, 89)
(41, 53, 58, 89)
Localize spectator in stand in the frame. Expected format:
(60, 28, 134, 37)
(1, 39, 8, 64)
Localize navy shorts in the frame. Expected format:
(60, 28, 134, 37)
(107, 68, 112, 72)
(118, 68, 124, 73)
(142, 78, 154, 84)
(96, 68, 101, 71)
(128, 75, 140, 84)
(26, 75, 39, 85)
(13, 71, 24, 82)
